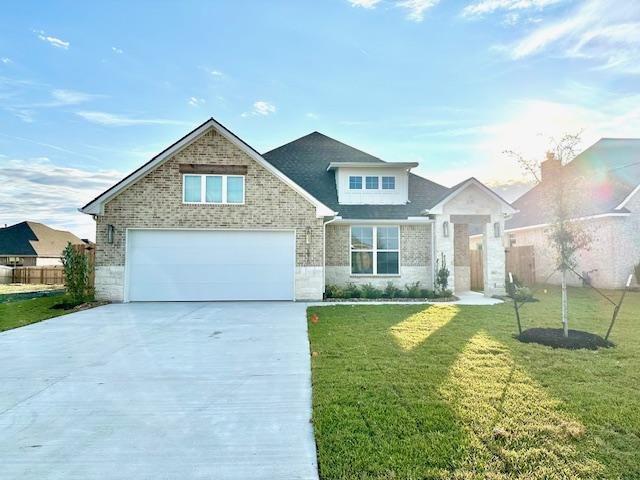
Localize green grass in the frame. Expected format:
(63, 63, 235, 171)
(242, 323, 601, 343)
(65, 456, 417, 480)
(0, 294, 69, 332)
(308, 287, 640, 480)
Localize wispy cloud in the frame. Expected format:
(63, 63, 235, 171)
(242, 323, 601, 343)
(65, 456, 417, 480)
(462, 0, 561, 19)
(0, 157, 123, 239)
(347, 0, 438, 21)
(487, 0, 640, 74)
(241, 101, 276, 117)
(111, 46, 123, 54)
(1, 57, 11, 64)
(188, 96, 205, 107)
(199, 66, 224, 77)
(305, 112, 319, 119)
(348, 0, 382, 8)
(397, 0, 439, 22)
(51, 89, 98, 105)
(0, 132, 100, 161)
(33, 30, 70, 49)
(76, 111, 186, 126)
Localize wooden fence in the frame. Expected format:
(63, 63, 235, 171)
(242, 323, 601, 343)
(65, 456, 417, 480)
(9, 244, 96, 286)
(470, 250, 484, 290)
(505, 245, 536, 286)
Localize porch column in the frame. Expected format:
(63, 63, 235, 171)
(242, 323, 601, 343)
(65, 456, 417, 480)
(434, 214, 455, 293)
(482, 213, 506, 296)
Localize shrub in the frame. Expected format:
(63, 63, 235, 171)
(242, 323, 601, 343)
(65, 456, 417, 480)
(361, 283, 383, 299)
(438, 289, 453, 298)
(506, 273, 522, 297)
(435, 253, 450, 295)
(325, 284, 344, 299)
(635, 262, 640, 284)
(512, 286, 534, 302)
(405, 281, 423, 298)
(384, 282, 402, 299)
(420, 288, 436, 298)
(62, 242, 91, 304)
(343, 282, 361, 299)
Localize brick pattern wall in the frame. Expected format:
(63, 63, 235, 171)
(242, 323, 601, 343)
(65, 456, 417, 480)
(96, 129, 324, 269)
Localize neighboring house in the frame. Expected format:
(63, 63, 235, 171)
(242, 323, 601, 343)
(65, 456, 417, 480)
(0, 221, 85, 267)
(81, 118, 515, 302)
(471, 139, 640, 289)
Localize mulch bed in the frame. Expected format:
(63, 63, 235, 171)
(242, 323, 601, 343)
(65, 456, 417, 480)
(324, 296, 458, 303)
(51, 300, 109, 311)
(517, 327, 614, 350)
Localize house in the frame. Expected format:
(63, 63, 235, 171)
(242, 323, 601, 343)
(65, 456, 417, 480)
(471, 139, 640, 289)
(80, 118, 515, 302)
(0, 221, 85, 266)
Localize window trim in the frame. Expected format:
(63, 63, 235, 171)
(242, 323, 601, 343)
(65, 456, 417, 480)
(349, 175, 363, 190)
(182, 174, 245, 205)
(349, 225, 400, 276)
(365, 176, 379, 190)
(382, 176, 396, 190)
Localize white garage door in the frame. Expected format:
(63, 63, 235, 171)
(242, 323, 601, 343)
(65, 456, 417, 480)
(126, 230, 295, 301)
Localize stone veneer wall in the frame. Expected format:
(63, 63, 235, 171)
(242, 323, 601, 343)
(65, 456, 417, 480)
(453, 223, 470, 292)
(95, 128, 324, 301)
(324, 223, 433, 290)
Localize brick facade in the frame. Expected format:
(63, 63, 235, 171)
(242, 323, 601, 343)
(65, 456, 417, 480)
(95, 128, 324, 301)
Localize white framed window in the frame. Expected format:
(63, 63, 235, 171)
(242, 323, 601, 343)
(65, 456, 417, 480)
(350, 226, 399, 275)
(382, 176, 396, 190)
(365, 176, 379, 189)
(349, 176, 363, 190)
(182, 174, 245, 204)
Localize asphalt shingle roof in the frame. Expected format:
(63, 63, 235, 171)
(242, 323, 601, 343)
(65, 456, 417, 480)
(0, 221, 83, 257)
(262, 132, 450, 219)
(507, 139, 640, 230)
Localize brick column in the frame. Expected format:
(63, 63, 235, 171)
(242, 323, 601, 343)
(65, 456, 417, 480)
(434, 214, 455, 293)
(482, 214, 506, 296)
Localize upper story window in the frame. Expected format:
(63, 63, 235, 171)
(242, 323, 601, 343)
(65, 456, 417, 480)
(183, 174, 245, 204)
(349, 176, 362, 189)
(365, 176, 379, 190)
(382, 176, 396, 190)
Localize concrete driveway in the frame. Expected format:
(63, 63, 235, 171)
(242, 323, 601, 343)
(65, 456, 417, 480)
(0, 302, 318, 480)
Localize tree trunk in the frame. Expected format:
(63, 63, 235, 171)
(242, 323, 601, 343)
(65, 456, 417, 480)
(562, 270, 568, 338)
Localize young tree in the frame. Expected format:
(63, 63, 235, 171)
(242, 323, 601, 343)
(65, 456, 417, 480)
(506, 131, 591, 337)
(548, 169, 592, 337)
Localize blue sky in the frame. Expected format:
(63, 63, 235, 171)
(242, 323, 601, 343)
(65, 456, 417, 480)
(1, 0, 639, 239)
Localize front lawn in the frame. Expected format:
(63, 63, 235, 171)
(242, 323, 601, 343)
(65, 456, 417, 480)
(308, 287, 640, 479)
(0, 294, 69, 332)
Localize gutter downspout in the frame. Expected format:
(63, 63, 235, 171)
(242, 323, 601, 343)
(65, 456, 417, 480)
(322, 216, 339, 298)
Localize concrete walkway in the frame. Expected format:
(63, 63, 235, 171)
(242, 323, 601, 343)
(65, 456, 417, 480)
(0, 302, 318, 480)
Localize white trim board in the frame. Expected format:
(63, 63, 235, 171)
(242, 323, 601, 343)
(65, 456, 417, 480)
(80, 118, 336, 218)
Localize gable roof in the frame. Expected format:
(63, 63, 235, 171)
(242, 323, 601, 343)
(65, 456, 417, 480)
(426, 177, 516, 215)
(0, 221, 83, 257)
(80, 119, 336, 218)
(507, 138, 640, 230)
(262, 132, 455, 219)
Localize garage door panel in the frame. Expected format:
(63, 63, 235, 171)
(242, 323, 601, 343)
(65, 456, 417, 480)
(126, 230, 295, 301)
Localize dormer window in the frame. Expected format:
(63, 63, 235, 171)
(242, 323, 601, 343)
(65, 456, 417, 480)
(365, 176, 379, 189)
(349, 176, 362, 190)
(382, 176, 396, 190)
